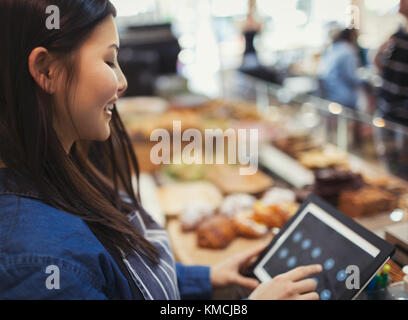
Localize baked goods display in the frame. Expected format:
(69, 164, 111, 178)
(338, 187, 398, 218)
(157, 181, 223, 217)
(273, 134, 349, 170)
(179, 202, 216, 232)
(218, 193, 257, 217)
(266, 128, 406, 220)
(117, 94, 408, 259)
(177, 187, 299, 249)
(313, 168, 365, 206)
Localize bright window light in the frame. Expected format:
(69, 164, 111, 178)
(110, 0, 155, 17)
(364, 0, 400, 15)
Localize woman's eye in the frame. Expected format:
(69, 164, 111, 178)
(106, 61, 115, 68)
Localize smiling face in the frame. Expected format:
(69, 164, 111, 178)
(53, 15, 127, 151)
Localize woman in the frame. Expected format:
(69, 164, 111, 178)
(241, 0, 262, 68)
(318, 28, 363, 110)
(0, 0, 322, 299)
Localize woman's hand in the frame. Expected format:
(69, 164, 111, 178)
(249, 264, 323, 300)
(210, 242, 268, 291)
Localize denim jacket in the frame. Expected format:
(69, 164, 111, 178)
(0, 168, 212, 299)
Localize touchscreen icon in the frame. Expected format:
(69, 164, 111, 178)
(324, 258, 335, 270)
(311, 247, 322, 259)
(293, 232, 302, 243)
(336, 270, 347, 282)
(301, 239, 312, 250)
(287, 256, 297, 268)
(320, 289, 331, 300)
(279, 248, 289, 259)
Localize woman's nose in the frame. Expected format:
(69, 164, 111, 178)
(117, 67, 128, 98)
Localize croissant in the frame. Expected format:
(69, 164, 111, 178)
(197, 215, 236, 249)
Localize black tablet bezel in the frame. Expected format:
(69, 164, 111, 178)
(246, 194, 395, 300)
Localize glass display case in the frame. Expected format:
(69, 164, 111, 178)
(117, 69, 408, 273)
(220, 70, 408, 183)
(203, 70, 408, 243)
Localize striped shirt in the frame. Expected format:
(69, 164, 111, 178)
(124, 210, 181, 299)
(379, 27, 408, 124)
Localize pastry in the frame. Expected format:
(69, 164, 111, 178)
(365, 175, 408, 197)
(261, 187, 296, 206)
(338, 187, 398, 218)
(383, 181, 408, 197)
(278, 201, 300, 216)
(253, 201, 291, 228)
(219, 193, 257, 218)
(233, 210, 269, 238)
(157, 181, 223, 217)
(274, 135, 319, 158)
(197, 215, 236, 249)
(313, 168, 365, 206)
(298, 146, 349, 169)
(179, 202, 216, 232)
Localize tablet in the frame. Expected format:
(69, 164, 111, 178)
(250, 195, 395, 300)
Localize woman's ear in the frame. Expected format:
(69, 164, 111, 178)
(28, 47, 56, 94)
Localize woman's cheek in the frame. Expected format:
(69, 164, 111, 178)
(71, 63, 117, 140)
(102, 64, 119, 98)
(88, 63, 118, 105)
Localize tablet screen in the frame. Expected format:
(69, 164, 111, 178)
(253, 202, 384, 300)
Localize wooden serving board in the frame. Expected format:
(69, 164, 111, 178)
(167, 219, 274, 266)
(205, 164, 274, 195)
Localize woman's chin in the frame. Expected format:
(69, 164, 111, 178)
(93, 126, 112, 141)
(100, 129, 112, 141)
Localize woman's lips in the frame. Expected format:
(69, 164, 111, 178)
(104, 104, 114, 117)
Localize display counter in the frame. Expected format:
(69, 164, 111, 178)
(116, 71, 408, 289)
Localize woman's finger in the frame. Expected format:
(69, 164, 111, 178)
(238, 241, 269, 261)
(292, 278, 317, 294)
(284, 264, 322, 282)
(233, 274, 260, 290)
(295, 292, 320, 300)
(242, 255, 260, 270)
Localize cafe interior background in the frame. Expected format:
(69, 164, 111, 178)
(108, 0, 408, 299)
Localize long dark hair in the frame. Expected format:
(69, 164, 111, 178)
(0, 0, 159, 263)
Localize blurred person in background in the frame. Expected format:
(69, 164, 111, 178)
(373, 0, 408, 179)
(375, 0, 408, 126)
(318, 27, 366, 148)
(238, 0, 283, 84)
(318, 28, 363, 110)
(241, 0, 262, 69)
